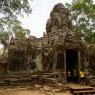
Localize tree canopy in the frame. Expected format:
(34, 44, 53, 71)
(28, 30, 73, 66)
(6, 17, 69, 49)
(66, 0, 95, 44)
(0, 0, 32, 57)
(0, 17, 30, 56)
(0, 0, 32, 17)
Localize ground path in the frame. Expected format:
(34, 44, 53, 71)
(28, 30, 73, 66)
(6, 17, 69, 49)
(0, 83, 94, 95)
(0, 88, 71, 95)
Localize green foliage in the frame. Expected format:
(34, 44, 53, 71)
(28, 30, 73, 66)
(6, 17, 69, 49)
(66, 0, 95, 43)
(0, 0, 32, 57)
(0, 0, 32, 17)
(12, 22, 30, 39)
(0, 17, 30, 57)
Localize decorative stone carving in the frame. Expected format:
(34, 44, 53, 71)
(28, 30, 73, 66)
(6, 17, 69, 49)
(46, 3, 70, 34)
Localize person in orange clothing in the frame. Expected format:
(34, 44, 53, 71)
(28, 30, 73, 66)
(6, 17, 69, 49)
(80, 69, 85, 85)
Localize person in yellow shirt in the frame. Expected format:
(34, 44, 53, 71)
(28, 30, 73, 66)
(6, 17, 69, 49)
(80, 69, 85, 85)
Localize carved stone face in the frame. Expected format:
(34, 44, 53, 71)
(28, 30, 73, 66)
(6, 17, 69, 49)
(46, 3, 70, 34)
(53, 3, 65, 14)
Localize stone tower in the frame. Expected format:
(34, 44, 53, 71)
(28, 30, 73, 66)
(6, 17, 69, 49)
(46, 3, 71, 34)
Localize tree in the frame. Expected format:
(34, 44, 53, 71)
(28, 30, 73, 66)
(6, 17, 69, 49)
(66, 0, 95, 43)
(0, 17, 30, 57)
(11, 19, 30, 39)
(0, 0, 32, 57)
(0, 0, 32, 17)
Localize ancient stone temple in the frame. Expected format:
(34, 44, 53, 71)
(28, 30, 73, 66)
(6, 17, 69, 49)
(8, 3, 87, 83)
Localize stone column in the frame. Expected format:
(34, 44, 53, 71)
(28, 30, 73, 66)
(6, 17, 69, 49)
(85, 57, 87, 67)
(6, 62, 9, 74)
(36, 53, 43, 71)
(78, 50, 81, 81)
(64, 50, 67, 82)
(78, 51, 81, 70)
(27, 55, 32, 72)
(53, 52, 57, 72)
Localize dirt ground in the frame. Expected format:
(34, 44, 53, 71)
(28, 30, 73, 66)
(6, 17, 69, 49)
(0, 88, 72, 95)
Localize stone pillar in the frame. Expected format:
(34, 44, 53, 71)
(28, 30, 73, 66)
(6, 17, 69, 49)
(78, 51, 81, 70)
(36, 53, 43, 71)
(53, 52, 57, 72)
(27, 55, 32, 72)
(7, 61, 9, 74)
(78, 50, 81, 81)
(85, 57, 87, 66)
(64, 50, 67, 82)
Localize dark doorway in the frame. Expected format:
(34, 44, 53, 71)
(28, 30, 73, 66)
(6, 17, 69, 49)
(66, 49, 79, 83)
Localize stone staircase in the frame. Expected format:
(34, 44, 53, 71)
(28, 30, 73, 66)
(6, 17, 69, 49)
(68, 84, 95, 95)
(0, 72, 65, 87)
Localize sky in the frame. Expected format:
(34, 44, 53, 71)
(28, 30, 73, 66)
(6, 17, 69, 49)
(19, 0, 72, 38)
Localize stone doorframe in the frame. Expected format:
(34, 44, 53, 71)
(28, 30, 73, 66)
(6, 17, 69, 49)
(64, 49, 81, 82)
(53, 49, 81, 82)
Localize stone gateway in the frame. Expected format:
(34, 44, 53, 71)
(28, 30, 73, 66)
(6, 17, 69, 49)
(7, 3, 91, 84)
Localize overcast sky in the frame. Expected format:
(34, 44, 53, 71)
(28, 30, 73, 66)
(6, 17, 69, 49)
(19, 0, 72, 38)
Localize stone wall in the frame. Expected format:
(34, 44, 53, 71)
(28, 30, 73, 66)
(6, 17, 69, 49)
(0, 58, 7, 75)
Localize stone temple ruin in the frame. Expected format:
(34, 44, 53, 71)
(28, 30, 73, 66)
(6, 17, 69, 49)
(0, 3, 95, 86)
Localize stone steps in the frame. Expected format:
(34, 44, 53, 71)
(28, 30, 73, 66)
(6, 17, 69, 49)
(0, 75, 63, 87)
(70, 85, 95, 95)
(0, 72, 66, 87)
(73, 90, 95, 95)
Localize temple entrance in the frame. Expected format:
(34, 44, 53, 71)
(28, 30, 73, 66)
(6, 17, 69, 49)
(66, 49, 79, 83)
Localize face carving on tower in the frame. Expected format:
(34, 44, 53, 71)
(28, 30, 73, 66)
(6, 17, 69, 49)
(51, 3, 65, 14)
(46, 3, 71, 34)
